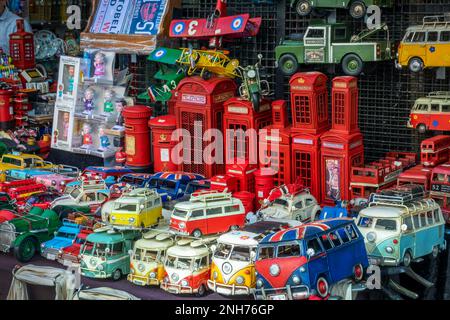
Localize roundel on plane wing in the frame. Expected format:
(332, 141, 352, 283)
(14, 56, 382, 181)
(173, 22, 186, 35)
(231, 17, 243, 30)
(153, 48, 167, 59)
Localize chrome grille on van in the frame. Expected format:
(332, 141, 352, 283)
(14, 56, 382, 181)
(0, 222, 16, 252)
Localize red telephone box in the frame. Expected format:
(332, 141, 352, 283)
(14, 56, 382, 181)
(175, 76, 237, 178)
(291, 132, 322, 201)
(210, 174, 238, 193)
(9, 19, 35, 70)
(226, 161, 257, 193)
(320, 76, 364, 205)
(290, 72, 329, 134)
(148, 115, 178, 172)
(223, 97, 272, 162)
(271, 100, 288, 129)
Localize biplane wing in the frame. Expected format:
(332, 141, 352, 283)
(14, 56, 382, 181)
(169, 14, 261, 39)
(148, 47, 183, 65)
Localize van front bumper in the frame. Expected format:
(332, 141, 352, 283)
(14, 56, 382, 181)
(81, 267, 109, 279)
(368, 256, 399, 267)
(253, 285, 310, 300)
(160, 282, 195, 294)
(207, 280, 251, 296)
(127, 274, 160, 286)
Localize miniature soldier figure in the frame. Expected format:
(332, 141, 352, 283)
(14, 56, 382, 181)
(98, 126, 110, 151)
(83, 87, 95, 115)
(103, 89, 115, 114)
(81, 123, 93, 148)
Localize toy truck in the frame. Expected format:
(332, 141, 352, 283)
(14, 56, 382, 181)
(0, 209, 61, 262)
(40, 220, 83, 261)
(275, 21, 392, 76)
(290, 0, 393, 19)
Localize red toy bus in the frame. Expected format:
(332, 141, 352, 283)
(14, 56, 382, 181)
(430, 163, 450, 223)
(407, 92, 450, 133)
(397, 165, 433, 191)
(420, 135, 450, 167)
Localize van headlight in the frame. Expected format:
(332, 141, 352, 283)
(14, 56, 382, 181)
(292, 275, 301, 284)
(385, 246, 394, 254)
(367, 232, 377, 243)
(129, 217, 135, 223)
(97, 264, 104, 271)
(110, 215, 116, 221)
(213, 271, 218, 279)
(269, 264, 280, 277)
(181, 279, 188, 287)
(178, 222, 186, 229)
(256, 279, 263, 288)
(299, 266, 306, 273)
(235, 276, 245, 285)
(150, 272, 156, 278)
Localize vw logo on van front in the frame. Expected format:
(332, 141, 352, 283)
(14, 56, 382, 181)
(269, 264, 280, 277)
(222, 262, 233, 275)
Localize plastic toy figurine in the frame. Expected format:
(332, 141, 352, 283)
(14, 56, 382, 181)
(115, 147, 127, 166)
(407, 92, 450, 133)
(98, 126, 110, 151)
(357, 185, 446, 267)
(62, 112, 70, 140)
(276, 22, 392, 76)
(68, 66, 75, 93)
(254, 219, 369, 300)
(113, 99, 126, 129)
(103, 89, 115, 114)
(169, 190, 245, 238)
(93, 52, 106, 78)
(81, 123, 93, 148)
(83, 88, 95, 115)
(396, 15, 450, 73)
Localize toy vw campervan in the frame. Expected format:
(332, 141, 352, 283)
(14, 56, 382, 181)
(407, 92, 450, 133)
(128, 231, 174, 286)
(254, 219, 368, 300)
(208, 221, 296, 296)
(80, 229, 140, 280)
(357, 185, 446, 267)
(170, 190, 246, 238)
(160, 238, 215, 296)
(102, 188, 162, 229)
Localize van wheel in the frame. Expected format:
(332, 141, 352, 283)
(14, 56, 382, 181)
(279, 54, 298, 76)
(316, 276, 329, 298)
(353, 263, 364, 282)
(432, 245, 440, 258)
(349, 1, 366, 19)
(196, 284, 206, 297)
(408, 57, 424, 73)
(402, 251, 412, 267)
(342, 54, 363, 76)
(417, 123, 427, 134)
(112, 269, 122, 281)
(192, 229, 202, 238)
(295, 1, 313, 16)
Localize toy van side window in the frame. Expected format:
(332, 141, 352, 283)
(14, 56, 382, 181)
(277, 242, 301, 258)
(428, 31, 439, 42)
(191, 209, 205, 218)
(440, 31, 450, 42)
(431, 104, 440, 112)
(224, 204, 240, 213)
(328, 231, 342, 248)
(306, 238, 323, 257)
(419, 212, 428, 227)
(442, 104, 450, 113)
(319, 234, 333, 251)
(111, 242, 124, 255)
(412, 214, 420, 229)
(206, 207, 223, 216)
(154, 198, 161, 206)
(426, 211, 434, 225)
(337, 227, 351, 243)
(433, 209, 441, 223)
(97, 192, 108, 202)
(345, 224, 358, 240)
(404, 32, 414, 42)
(413, 32, 426, 42)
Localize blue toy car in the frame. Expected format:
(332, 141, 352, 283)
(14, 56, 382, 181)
(7, 168, 51, 180)
(40, 220, 83, 261)
(146, 172, 205, 202)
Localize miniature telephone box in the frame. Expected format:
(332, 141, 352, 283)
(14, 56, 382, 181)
(259, 100, 292, 186)
(320, 76, 364, 205)
(123, 105, 153, 171)
(223, 97, 272, 162)
(9, 19, 35, 70)
(226, 161, 258, 193)
(175, 76, 236, 178)
(291, 132, 322, 201)
(289, 72, 329, 134)
(149, 115, 178, 172)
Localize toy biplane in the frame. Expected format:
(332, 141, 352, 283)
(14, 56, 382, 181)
(169, 0, 262, 48)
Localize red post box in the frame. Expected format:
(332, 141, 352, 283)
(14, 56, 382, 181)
(210, 174, 238, 193)
(123, 105, 153, 171)
(223, 97, 272, 162)
(175, 76, 237, 178)
(254, 168, 276, 209)
(0, 86, 14, 130)
(9, 19, 35, 70)
(149, 115, 178, 172)
(226, 161, 257, 193)
(290, 72, 329, 134)
(13, 92, 32, 127)
(291, 132, 322, 201)
(233, 191, 255, 214)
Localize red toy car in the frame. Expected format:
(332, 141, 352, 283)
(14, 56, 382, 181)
(19, 191, 63, 212)
(57, 229, 93, 266)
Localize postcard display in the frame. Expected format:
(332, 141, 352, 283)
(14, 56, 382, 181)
(51, 53, 126, 165)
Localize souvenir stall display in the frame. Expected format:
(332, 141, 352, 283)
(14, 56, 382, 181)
(1, 0, 450, 304)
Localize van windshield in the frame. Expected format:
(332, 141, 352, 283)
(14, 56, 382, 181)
(230, 246, 251, 262)
(114, 203, 137, 212)
(172, 208, 189, 218)
(165, 255, 192, 270)
(56, 231, 77, 239)
(134, 248, 159, 262)
(214, 243, 232, 259)
(258, 246, 275, 261)
(375, 219, 398, 231)
(70, 188, 81, 199)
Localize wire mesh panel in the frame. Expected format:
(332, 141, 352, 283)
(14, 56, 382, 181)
(180, 0, 450, 162)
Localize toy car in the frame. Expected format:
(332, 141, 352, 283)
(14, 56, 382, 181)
(275, 22, 392, 76)
(357, 185, 446, 267)
(163, 179, 211, 211)
(0, 192, 16, 212)
(146, 172, 205, 202)
(40, 220, 84, 261)
(170, 190, 246, 238)
(128, 231, 175, 286)
(35, 173, 76, 193)
(79, 229, 140, 280)
(20, 191, 62, 212)
(160, 237, 216, 296)
(102, 188, 163, 229)
(57, 229, 93, 266)
(0, 152, 56, 182)
(407, 92, 450, 133)
(66, 166, 134, 190)
(0, 208, 61, 262)
(254, 218, 368, 300)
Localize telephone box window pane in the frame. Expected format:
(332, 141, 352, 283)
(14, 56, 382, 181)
(294, 95, 311, 124)
(334, 92, 345, 125)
